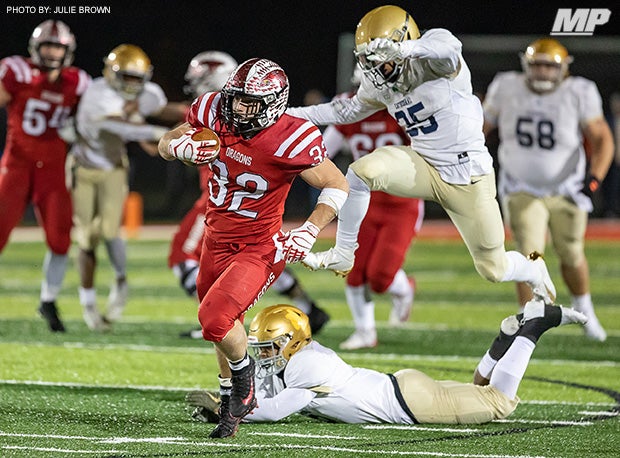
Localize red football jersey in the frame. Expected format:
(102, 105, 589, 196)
(0, 56, 90, 165)
(188, 92, 327, 243)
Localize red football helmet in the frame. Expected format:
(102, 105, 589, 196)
(184, 51, 238, 97)
(221, 58, 289, 138)
(28, 20, 76, 70)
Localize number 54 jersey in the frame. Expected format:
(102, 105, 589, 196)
(0, 55, 90, 166)
(483, 71, 604, 207)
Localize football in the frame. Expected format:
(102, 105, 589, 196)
(188, 127, 220, 164)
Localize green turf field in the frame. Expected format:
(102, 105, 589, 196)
(1, 234, 618, 457)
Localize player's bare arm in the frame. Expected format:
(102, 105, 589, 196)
(0, 80, 11, 108)
(582, 116, 614, 181)
(300, 159, 349, 229)
(158, 121, 191, 160)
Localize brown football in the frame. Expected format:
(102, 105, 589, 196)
(191, 127, 220, 148)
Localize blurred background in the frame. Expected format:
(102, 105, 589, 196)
(2, 0, 619, 221)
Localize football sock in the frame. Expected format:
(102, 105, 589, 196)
(218, 375, 232, 396)
(172, 260, 199, 297)
(336, 169, 371, 251)
(271, 268, 295, 293)
(228, 353, 250, 374)
(502, 251, 538, 283)
(78, 287, 97, 306)
(345, 284, 375, 330)
(104, 237, 127, 279)
(571, 293, 593, 315)
(490, 336, 536, 399)
(387, 269, 412, 297)
(40, 251, 68, 302)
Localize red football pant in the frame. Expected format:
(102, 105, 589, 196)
(0, 159, 72, 254)
(168, 192, 208, 267)
(196, 234, 285, 342)
(347, 193, 423, 293)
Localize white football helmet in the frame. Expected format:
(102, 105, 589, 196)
(103, 44, 153, 101)
(184, 51, 238, 97)
(354, 5, 420, 89)
(248, 304, 312, 378)
(221, 58, 289, 138)
(28, 20, 76, 70)
(521, 38, 573, 93)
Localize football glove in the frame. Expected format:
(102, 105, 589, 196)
(581, 173, 601, 200)
(302, 244, 357, 277)
(366, 38, 401, 62)
(168, 127, 219, 165)
(281, 221, 320, 263)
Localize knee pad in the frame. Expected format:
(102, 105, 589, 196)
(198, 290, 238, 342)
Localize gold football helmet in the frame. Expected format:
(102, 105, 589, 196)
(103, 44, 153, 100)
(247, 304, 311, 378)
(521, 38, 573, 93)
(354, 5, 420, 88)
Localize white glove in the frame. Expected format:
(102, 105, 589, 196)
(366, 38, 402, 62)
(302, 244, 357, 277)
(281, 221, 320, 263)
(168, 127, 220, 165)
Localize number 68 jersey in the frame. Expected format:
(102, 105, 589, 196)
(483, 71, 604, 207)
(0, 55, 90, 166)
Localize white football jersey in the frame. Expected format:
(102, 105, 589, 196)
(70, 77, 167, 170)
(484, 72, 604, 211)
(247, 341, 413, 424)
(287, 29, 493, 185)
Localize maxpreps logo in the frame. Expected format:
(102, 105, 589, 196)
(551, 8, 611, 36)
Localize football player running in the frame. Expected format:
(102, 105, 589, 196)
(187, 302, 587, 425)
(483, 38, 613, 341)
(67, 44, 169, 330)
(158, 58, 349, 438)
(322, 71, 423, 349)
(168, 51, 330, 339)
(0, 20, 90, 332)
(287, 5, 557, 305)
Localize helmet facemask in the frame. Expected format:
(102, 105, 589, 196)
(520, 39, 572, 93)
(184, 51, 238, 97)
(221, 58, 289, 139)
(247, 304, 312, 379)
(103, 44, 153, 101)
(28, 20, 76, 70)
(247, 334, 291, 378)
(354, 5, 420, 89)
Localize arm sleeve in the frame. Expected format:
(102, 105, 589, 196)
(287, 95, 381, 126)
(577, 78, 604, 125)
(97, 119, 168, 142)
(245, 387, 317, 422)
(402, 28, 461, 75)
(322, 125, 346, 159)
(482, 75, 503, 125)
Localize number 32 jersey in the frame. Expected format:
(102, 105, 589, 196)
(0, 55, 90, 166)
(484, 71, 604, 206)
(188, 91, 327, 244)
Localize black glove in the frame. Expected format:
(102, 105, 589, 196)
(581, 173, 601, 200)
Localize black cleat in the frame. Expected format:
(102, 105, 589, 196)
(208, 394, 240, 438)
(307, 303, 330, 334)
(229, 357, 257, 418)
(38, 301, 65, 332)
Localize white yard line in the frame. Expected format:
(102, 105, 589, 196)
(0, 431, 548, 457)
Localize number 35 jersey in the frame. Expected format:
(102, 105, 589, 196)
(0, 55, 90, 166)
(484, 71, 604, 205)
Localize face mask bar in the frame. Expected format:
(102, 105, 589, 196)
(247, 334, 290, 378)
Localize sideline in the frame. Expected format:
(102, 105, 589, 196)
(8, 218, 620, 242)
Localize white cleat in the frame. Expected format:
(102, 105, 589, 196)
(526, 252, 556, 305)
(82, 304, 109, 331)
(389, 276, 415, 326)
(581, 314, 607, 341)
(302, 245, 357, 277)
(339, 329, 377, 350)
(522, 299, 587, 327)
(106, 279, 128, 322)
